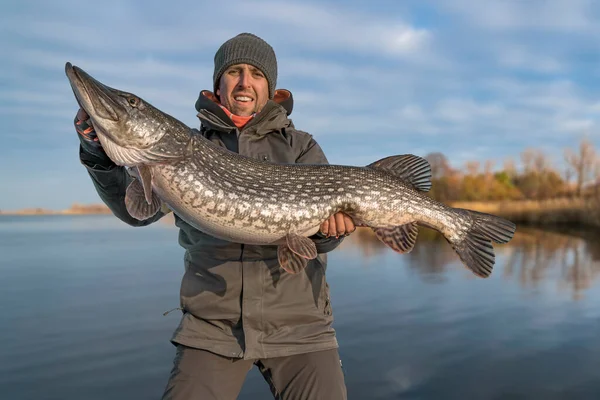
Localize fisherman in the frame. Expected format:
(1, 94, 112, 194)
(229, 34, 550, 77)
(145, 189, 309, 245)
(74, 33, 354, 399)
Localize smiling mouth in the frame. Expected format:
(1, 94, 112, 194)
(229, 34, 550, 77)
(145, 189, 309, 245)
(233, 95, 254, 103)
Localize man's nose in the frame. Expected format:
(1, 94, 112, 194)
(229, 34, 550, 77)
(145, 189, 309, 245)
(237, 71, 251, 88)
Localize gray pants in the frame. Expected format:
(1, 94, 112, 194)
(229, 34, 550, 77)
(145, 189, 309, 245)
(161, 345, 347, 400)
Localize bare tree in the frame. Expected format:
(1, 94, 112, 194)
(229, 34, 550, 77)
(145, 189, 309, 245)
(484, 159, 494, 176)
(564, 138, 596, 196)
(521, 148, 536, 174)
(503, 157, 517, 182)
(520, 148, 550, 174)
(564, 166, 574, 185)
(532, 150, 551, 173)
(465, 160, 480, 176)
(425, 152, 452, 180)
(594, 159, 600, 196)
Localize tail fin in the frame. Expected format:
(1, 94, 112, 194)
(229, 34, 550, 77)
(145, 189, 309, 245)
(449, 209, 516, 278)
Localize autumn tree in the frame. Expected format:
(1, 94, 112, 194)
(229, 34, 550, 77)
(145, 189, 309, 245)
(424, 152, 460, 202)
(513, 148, 564, 199)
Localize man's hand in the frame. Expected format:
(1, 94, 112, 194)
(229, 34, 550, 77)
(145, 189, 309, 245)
(74, 108, 101, 145)
(74, 108, 114, 166)
(319, 212, 355, 238)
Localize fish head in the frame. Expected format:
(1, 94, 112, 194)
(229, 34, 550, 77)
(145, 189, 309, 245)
(65, 62, 189, 166)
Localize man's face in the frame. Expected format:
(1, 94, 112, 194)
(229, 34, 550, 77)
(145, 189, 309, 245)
(217, 63, 269, 117)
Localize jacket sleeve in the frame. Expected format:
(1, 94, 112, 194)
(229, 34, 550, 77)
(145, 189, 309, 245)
(294, 134, 345, 254)
(79, 145, 167, 227)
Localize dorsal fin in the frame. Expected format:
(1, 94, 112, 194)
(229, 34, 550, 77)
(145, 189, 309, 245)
(366, 154, 432, 192)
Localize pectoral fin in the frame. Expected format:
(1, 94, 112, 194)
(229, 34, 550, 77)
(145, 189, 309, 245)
(287, 232, 318, 259)
(278, 245, 309, 274)
(136, 165, 154, 205)
(373, 222, 419, 253)
(125, 178, 161, 220)
(277, 233, 318, 273)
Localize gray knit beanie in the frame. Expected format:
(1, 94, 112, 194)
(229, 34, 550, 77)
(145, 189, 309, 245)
(213, 33, 278, 99)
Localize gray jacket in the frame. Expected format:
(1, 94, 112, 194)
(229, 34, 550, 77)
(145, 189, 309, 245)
(79, 89, 344, 359)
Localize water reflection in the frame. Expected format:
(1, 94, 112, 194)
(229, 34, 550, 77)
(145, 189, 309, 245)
(502, 227, 600, 300)
(340, 225, 600, 299)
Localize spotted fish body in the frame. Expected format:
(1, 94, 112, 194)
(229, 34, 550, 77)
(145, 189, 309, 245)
(65, 62, 516, 278)
(151, 138, 454, 244)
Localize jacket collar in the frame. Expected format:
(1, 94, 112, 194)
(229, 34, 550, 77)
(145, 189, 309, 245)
(195, 89, 294, 136)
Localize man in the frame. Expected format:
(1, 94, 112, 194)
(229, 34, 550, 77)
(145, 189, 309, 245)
(75, 33, 354, 399)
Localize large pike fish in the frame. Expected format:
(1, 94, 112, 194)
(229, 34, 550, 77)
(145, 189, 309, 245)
(65, 62, 516, 277)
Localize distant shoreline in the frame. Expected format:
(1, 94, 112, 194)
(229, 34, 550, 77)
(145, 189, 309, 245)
(0, 203, 112, 216)
(2, 199, 598, 229)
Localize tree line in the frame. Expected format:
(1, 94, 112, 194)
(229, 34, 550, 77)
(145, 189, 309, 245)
(425, 138, 599, 202)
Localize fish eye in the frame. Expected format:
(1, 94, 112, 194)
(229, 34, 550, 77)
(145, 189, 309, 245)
(128, 96, 140, 107)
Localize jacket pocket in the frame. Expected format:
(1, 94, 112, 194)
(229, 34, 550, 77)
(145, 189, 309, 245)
(323, 281, 332, 316)
(315, 257, 332, 316)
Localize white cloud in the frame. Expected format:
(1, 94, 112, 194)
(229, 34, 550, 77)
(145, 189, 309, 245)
(11, 49, 211, 86)
(438, 0, 596, 32)
(3, 48, 208, 135)
(557, 119, 595, 133)
(233, 1, 433, 59)
(434, 99, 504, 123)
(497, 45, 565, 73)
(0, 1, 233, 54)
(2, 0, 433, 62)
(0, 88, 70, 108)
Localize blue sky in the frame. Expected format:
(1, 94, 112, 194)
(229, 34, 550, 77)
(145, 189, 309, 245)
(2, 0, 600, 210)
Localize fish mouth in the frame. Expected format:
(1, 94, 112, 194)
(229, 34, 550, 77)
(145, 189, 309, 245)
(65, 62, 155, 167)
(65, 62, 122, 137)
(65, 62, 191, 167)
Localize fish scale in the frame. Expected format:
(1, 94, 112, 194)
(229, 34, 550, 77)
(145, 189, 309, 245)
(65, 61, 516, 277)
(148, 135, 464, 245)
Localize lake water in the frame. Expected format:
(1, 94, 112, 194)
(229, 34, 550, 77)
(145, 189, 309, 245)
(1, 215, 600, 399)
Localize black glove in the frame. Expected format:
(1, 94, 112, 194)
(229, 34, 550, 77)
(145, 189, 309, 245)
(74, 108, 115, 168)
